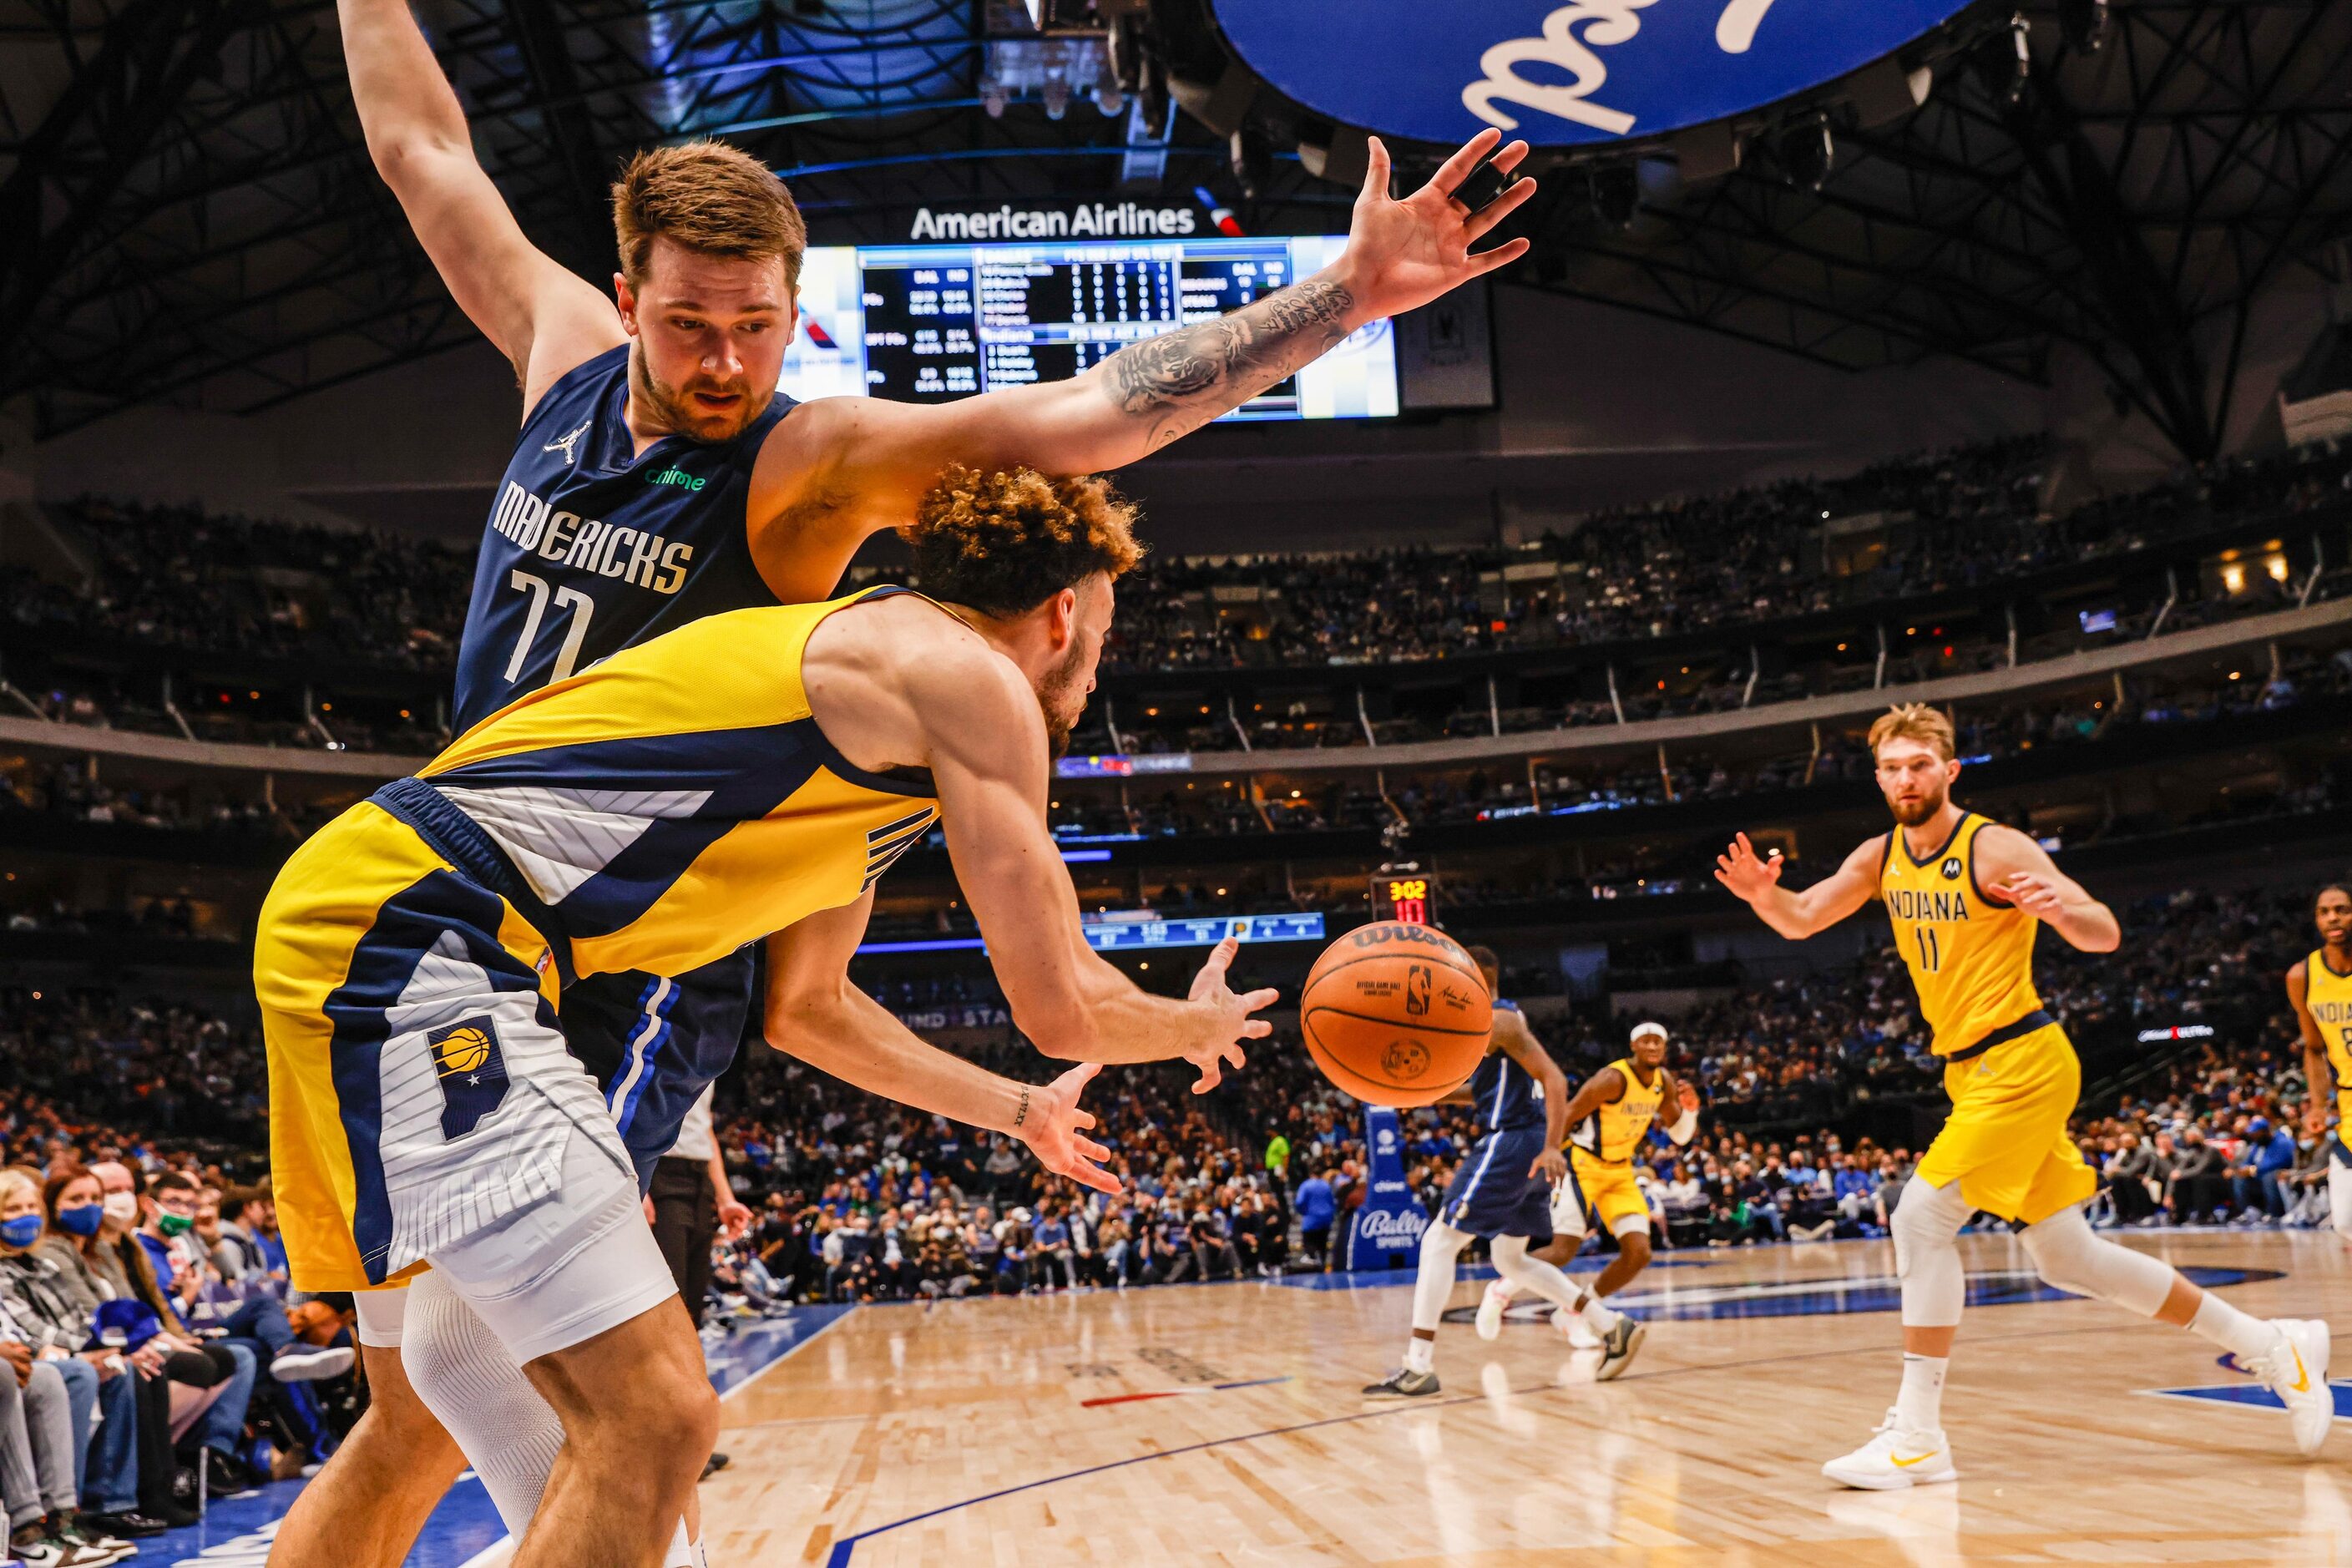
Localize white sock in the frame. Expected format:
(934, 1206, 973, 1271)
(662, 1521, 697, 1568)
(2189, 1292, 2277, 1363)
(1404, 1336, 1434, 1374)
(1577, 1290, 1621, 1335)
(1894, 1353, 1947, 1433)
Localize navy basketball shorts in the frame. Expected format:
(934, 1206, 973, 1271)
(1439, 1127, 1555, 1242)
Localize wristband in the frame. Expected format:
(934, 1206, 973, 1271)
(1667, 1108, 1698, 1146)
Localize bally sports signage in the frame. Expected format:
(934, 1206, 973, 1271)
(1208, 1, 1978, 147)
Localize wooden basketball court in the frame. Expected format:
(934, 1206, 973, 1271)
(697, 1231, 2352, 1565)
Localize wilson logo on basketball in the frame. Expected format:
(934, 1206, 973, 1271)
(1381, 1039, 1432, 1080)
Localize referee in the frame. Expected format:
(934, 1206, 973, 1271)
(650, 1082, 755, 1326)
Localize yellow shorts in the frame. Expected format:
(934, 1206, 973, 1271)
(258, 801, 615, 1292)
(1561, 1146, 1651, 1236)
(1914, 1020, 2096, 1225)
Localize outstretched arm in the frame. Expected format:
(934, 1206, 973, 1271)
(921, 651, 1275, 1089)
(1715, 831, 1883, 940)
(762, 129, 1535, 548)
(762, 893, 1118, 1193)
(337, 0, 621, 406)
(1972, 825, 2120, 953)
(1553, 1067, 1626, 1142)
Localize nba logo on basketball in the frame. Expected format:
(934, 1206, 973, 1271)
(427, 1017, 509, 1139)
(1404, 964, 1431, 1016)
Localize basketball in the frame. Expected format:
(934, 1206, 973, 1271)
(1300, 922, 1493, 1106)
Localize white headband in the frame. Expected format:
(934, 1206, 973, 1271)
(1630, 1021, 1668, 1043)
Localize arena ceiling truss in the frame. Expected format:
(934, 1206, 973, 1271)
(2, 0, 2349, 457)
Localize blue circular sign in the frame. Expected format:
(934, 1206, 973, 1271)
(1209, 1, 1979, 148)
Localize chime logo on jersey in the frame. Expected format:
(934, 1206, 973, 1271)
(427, 1017, 510, 1139)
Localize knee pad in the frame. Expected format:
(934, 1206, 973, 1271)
(402, 1272, 567, 1537)
(1890, 1176, 1968, 1328)
(2020, 1205, 2174, 1317)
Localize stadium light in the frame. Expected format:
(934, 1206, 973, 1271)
(2059, 0, 2110, 53)
(1779, 115, 1834, 190)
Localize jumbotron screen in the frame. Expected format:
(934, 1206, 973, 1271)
(779, 235, 1399, 421)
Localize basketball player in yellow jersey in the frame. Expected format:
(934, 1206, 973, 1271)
(1717, 702, 2330, 1489)
(1474, 1019, 1701, 1377)
(2289, 885, 2352, 1242)
(264, 468, 1277, 1568)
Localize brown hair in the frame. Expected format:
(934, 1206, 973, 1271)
(904, 465, 1145, 619)
(1866, 702, 1955, 761)
(611, 141, 807, 291)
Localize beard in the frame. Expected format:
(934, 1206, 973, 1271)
(1036, 639, 1087, 759)
(1887, 781, 1946, 827)
(631, 345, 769, 443)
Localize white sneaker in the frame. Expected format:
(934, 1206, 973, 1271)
(1820, 1408, 1959, 1490)
(2249, 1318, 2334, 1456)
(1553, 1307, 1601, 1348)
(1474, 1280, 1514, 1341)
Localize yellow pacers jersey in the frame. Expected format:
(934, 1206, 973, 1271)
(397, 587, 940, 980)
(1879, 812, 2042, 1056)
(1571, 1056, 1665, 1163)
(2304, 948, 2352, 1122)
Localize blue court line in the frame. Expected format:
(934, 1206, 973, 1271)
(2139, 1381, 2352, 1417)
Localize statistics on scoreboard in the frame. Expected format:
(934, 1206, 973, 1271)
(781, 235, 1398, 421)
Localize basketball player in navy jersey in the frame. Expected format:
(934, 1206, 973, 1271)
(337, 0, 1537, 1242)
(1364, 948, 1611, 1398)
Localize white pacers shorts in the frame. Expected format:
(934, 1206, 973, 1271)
(353, 1125, 675, 1364)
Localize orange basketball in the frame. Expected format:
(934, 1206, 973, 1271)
(1299, 922, 1492, 1107)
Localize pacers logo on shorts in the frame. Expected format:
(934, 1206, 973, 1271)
(426, 1017, 510, 1140)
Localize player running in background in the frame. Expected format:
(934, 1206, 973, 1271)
(2289, 885, 2352, 1242)
(1475, 1019, 1699, 1377)
(1716, 702, 2330, 1490)
(1363, 947, 1604, 1398)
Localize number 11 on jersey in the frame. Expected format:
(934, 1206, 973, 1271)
(1915, 926, 1942, 973)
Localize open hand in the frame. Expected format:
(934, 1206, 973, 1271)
(1016, 1064, 1121, 1196)
(2001, 872, 2066, 918)
(1185, 932, 1277, 1094)
(1338, 129, 1537, 321)
(1713, 832, 1783, 901)
(1530, 1146, 1568, 1184)
(1677, 1080, 1701, 1116)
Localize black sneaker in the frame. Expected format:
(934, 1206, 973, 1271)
(200, 1445, 256, 1495)
(80, 1515, 168, 1540)
(1594, 1317, 1648, 1382)
(1361, 1367, 1440, 1399)
(700, 1450, 731, 1482)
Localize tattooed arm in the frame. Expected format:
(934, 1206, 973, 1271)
(751, 129, 1535, 560)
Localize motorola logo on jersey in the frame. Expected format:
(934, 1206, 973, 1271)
(488, 479, 695, 594)
(1207, 0, 1975, 148)
(1940, 857, 1964, 880)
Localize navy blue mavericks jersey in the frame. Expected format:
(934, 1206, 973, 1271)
(452, 343, 797, 733)
(449, 342, 796, 1186)
(1465, 1000, 1544, 1135)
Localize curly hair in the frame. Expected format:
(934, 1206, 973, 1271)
(612, 141, 807, 291)
(903, 465, 1145, 619)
